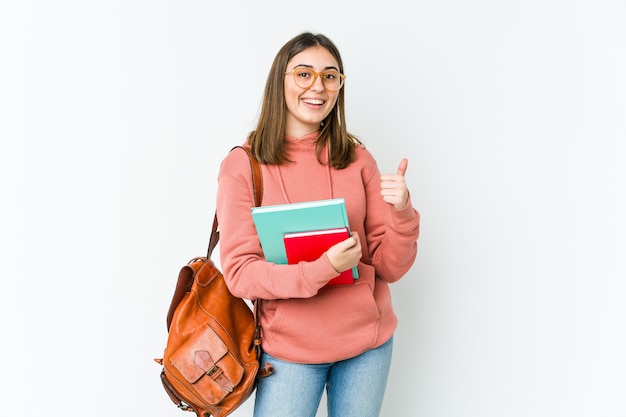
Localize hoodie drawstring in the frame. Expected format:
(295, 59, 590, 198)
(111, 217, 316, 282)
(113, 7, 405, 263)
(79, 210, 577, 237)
(275, 143, 333, 204)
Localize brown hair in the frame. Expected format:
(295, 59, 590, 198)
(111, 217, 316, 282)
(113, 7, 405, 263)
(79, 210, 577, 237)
(248, 32, 360, 169)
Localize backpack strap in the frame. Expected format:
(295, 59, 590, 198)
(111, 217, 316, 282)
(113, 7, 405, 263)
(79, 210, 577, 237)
(207, 146, 263, 257)
(210, 146, 269, 370)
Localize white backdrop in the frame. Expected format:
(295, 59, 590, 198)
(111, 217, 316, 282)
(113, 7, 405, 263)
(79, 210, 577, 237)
(2, 1, 625, 416)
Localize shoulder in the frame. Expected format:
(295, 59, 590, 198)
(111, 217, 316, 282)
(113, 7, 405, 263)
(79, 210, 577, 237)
(354, 142, 376, 163)
(352, 142, 379, 174)
(219, 145, 253, 178)
(218, 145, 258, 203)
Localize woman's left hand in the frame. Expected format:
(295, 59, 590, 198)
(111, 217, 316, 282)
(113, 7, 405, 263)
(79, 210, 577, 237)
(380, 158, 409, 210)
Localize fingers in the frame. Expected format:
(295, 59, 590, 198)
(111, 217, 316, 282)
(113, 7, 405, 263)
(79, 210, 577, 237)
(326, 232, 362, 273)
(336, 231, 359, 250)
(381, 159, 409, 210)
(349, 231, 360, 246)
(396, 158, 408, 176)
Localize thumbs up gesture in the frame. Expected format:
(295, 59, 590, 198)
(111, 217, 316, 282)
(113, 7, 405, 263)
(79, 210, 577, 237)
(380, 159, 409, 209)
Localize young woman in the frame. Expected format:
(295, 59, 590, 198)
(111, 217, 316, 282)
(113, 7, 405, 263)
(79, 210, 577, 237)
(216, 32, 420, 417)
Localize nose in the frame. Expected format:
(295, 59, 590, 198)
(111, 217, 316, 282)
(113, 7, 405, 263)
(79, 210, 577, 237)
(309, 73, 325, 92)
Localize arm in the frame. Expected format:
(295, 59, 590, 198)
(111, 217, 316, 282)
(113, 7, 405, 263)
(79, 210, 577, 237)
(362, 155, 420, 283)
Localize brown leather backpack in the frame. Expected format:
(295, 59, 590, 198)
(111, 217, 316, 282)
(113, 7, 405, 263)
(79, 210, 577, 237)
(155, 146, 272, 417)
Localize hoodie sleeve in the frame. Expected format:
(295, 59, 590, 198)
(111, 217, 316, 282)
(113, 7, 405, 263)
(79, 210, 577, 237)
(216, 148, 341, 300)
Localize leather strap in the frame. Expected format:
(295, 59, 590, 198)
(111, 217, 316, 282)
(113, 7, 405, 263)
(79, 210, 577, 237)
(207, 146, 263, 257)
(208, 146, 268, 366)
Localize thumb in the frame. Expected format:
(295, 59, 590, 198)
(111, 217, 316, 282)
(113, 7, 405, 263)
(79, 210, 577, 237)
(396, 158, 408, 176)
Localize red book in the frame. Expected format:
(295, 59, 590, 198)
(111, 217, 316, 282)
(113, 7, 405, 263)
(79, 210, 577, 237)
(283, 227, 355, 286)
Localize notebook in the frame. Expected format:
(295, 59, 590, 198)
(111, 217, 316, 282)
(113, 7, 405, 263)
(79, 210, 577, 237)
(284, 227, 355, 286)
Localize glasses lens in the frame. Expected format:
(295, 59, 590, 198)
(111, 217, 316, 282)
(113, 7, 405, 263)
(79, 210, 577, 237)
(322, 70, 342, 91)
(292, 68, 344, 91)
(293, 68, 315, 89)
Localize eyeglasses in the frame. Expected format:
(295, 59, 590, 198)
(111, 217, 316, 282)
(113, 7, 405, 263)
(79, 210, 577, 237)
(285, 67, 346, 91)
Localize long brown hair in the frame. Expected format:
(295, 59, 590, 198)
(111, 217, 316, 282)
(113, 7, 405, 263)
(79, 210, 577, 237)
(248, 32, 360, 169)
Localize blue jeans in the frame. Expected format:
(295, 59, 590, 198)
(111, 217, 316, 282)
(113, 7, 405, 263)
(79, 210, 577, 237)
(253, 337, 393, 417)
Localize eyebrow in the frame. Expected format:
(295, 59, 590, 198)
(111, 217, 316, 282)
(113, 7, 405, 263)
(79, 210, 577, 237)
(293, 64, 340, 72)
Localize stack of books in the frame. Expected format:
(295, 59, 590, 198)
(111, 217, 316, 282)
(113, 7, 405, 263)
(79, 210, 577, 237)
(251, 198, 358, 286)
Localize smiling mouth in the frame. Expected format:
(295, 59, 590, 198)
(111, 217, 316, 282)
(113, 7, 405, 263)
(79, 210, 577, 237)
(303, 98, 324, 105)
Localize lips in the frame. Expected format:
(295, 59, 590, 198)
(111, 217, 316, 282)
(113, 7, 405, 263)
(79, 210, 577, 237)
(302, 98, 325, 105)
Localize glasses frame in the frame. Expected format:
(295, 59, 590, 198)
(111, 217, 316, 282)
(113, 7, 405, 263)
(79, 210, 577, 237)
(285, 67, 346, 92)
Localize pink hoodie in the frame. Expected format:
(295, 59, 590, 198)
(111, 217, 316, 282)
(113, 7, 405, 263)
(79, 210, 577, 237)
(217, 133, 420, 363)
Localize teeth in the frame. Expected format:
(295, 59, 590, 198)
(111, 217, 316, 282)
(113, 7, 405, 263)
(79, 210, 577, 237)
(304, 99, 323, 105)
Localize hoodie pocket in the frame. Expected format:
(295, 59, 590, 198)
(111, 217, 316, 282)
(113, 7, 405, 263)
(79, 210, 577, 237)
(264, 282, 382, 359)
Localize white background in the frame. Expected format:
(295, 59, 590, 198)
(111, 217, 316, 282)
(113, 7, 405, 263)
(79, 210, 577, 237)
(2, 1, 625, 416)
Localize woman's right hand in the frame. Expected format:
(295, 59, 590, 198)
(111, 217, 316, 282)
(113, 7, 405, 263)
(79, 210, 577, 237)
(326, 231, 362, 274)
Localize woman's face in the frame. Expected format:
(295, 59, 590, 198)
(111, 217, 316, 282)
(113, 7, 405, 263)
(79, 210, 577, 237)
(283, 46, 341, 138)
